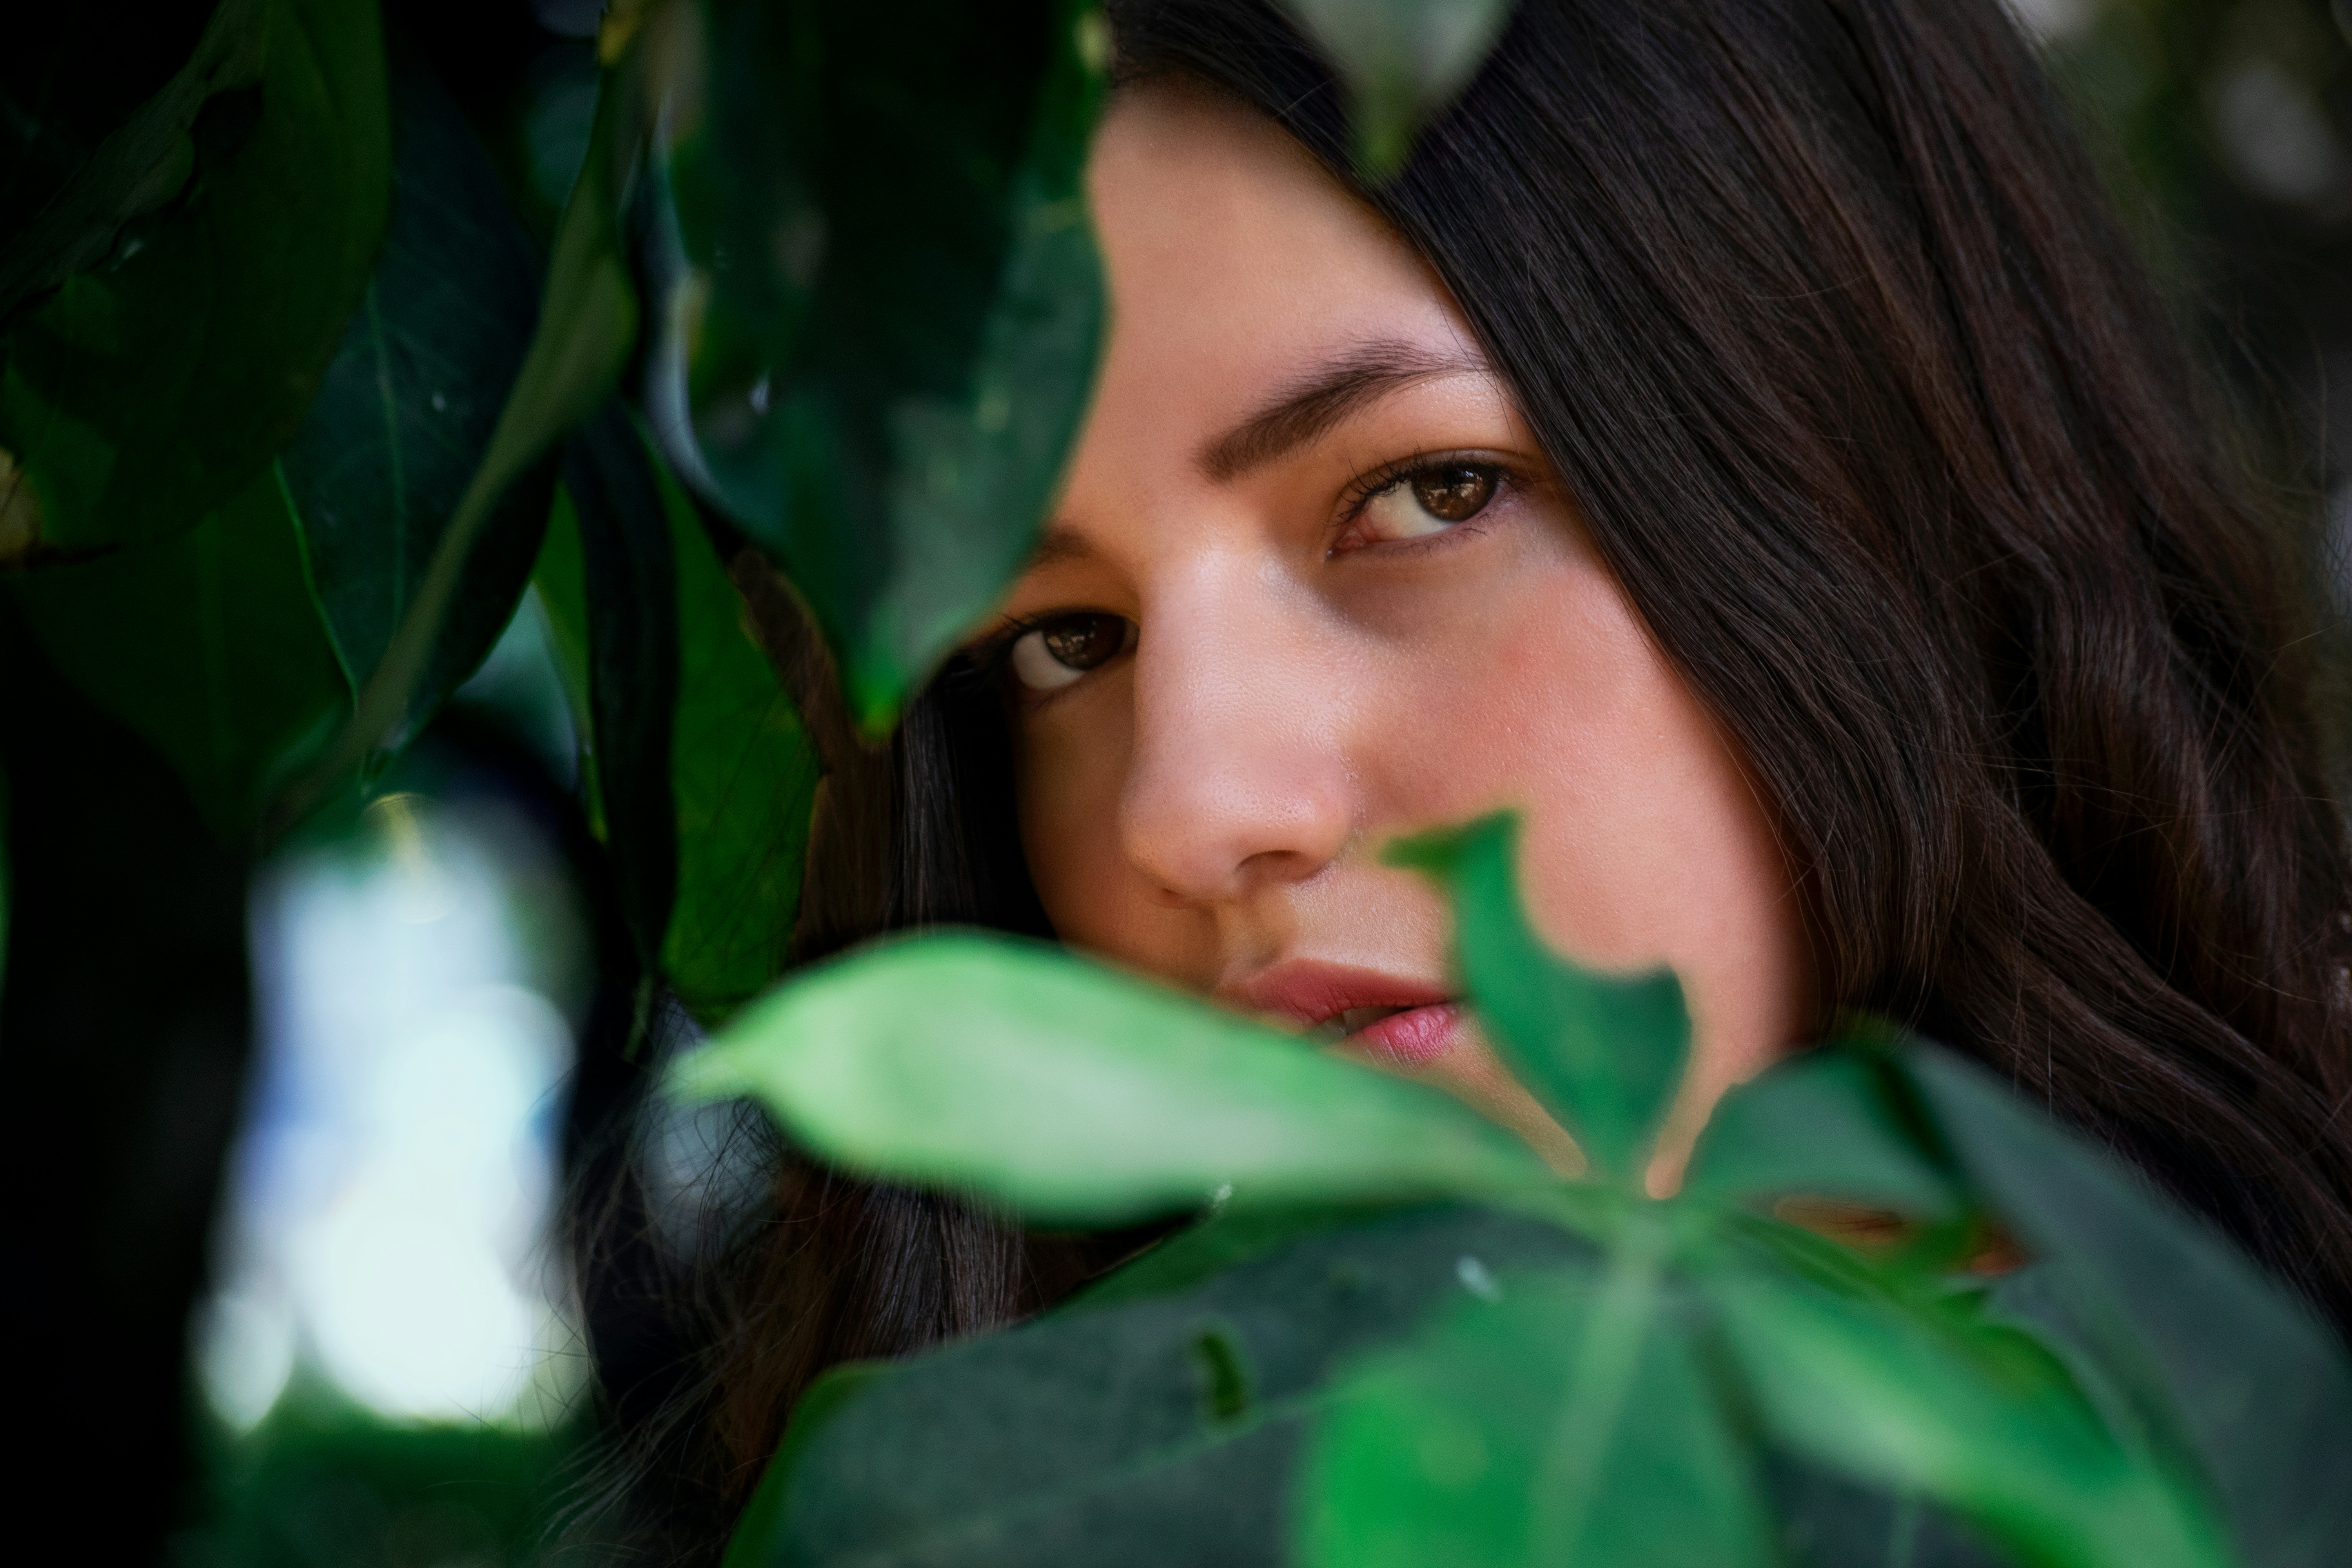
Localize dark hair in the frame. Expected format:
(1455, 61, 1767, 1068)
(583, 0, 2352, 1555)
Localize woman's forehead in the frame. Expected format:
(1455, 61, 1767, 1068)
(1082, 80, 1482, 457)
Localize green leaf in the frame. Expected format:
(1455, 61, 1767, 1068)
(528, 488, 600, 833)
(655, 459, 822, 1026)
(1908, 1048, 2352, 1568)
(562, 401, 681, 972)
(1684, 1042, 1965, 1220)
(727, 1204, 1591, 1568)
(0, 0, 390, 560)
(1390, 812, 1689, 1185)
(671, 932, 1552, 1226)
(652, 0, 1109, 731)
(723, 1361, 895, 1568)
(1301, 1262, 1775, 1568)
(0, 756, 10, 1018)
(533, 407, 820, 1023)
(280, 45, 557, 736)
(269, 39, 642, 827)
(1710, 1270, 2234, 1568)
(5, 464, 348, 840)
(1277, 0, 1515, 181)
(0, 0, 264, 324)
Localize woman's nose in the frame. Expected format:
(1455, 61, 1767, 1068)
(1114, 562, 1355, 905)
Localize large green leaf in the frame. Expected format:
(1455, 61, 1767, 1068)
(0, 757, 10, 1018)
(1277, 0, 1515, 181)
(532, 410, 821, 1024)
(562, 402, 681, 972)
(727, 1204, 1592, 1568)
(655, 461, 822, 1026)
(279, 45, 556, 739)
(1391, 813, 1689, 1185)
(1684, 1043, 1965, 1221)
(0, 0, 263, 324)
(272, 36, 642, 826)
(0, 0, 389, 561)
(652, 0, 1109, 731)
(5, 465, 347, 840)
(1301, 1263, 1775, 1568)
(1710, 1270, 2233, 1568)
(1908, 1049, 2352, 1568)
(671, 932, 1552, 1225)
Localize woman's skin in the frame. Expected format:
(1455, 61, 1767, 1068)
(979, 82, 1816, 1192)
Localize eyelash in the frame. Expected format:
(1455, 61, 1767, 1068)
(1332, 450, 1516, 553)
(973, 450, 1518, 690)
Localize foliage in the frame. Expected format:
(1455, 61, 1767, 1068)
(8, 0, 2352, 1563)
(649, 0, 1109, 731)
(687, 814, 2352, 1568)
(0, 0, 390, 562)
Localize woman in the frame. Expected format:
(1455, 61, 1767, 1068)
(594, 0, 2352, 1552)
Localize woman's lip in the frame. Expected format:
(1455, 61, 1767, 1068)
(1225, 958, 1453, 1027)
(1222, 960, 1463, 1067)
(1345, 1001, 1466, 1069)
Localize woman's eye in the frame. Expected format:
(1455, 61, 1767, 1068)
(1359, 463, 1499, 542)
(1008, 612, 1134, 692)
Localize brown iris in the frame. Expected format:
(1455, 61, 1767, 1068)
(1411, 466, 1496, 523)
(1040, 613, 1127, 672)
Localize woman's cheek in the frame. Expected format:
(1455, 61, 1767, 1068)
(1014, 695, 1139, 946)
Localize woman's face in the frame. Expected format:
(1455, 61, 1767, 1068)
(982, 83, 1814, 1187)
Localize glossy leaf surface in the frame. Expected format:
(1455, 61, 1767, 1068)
(1392, 813, 1688, 1184)
(6, 465, 347, 839)
(1712, 1271, 2232, 1568)
(281, 47, 555, 730)
(656, 466, 821, 1025)
(562, 402, 681, 970)
(534, 415, 820, 1023)
(1278, 0, 1514, 180)
(0, 0, 389, 560)
(1302, 1267, 1775, 1568)
(1910, 1049, 2352, 1568)
(278, 41, 641, 819)
(1685, 1044, 1964, 1220)
(0, 759, 9, 1016)
(654, 0, 1109, 730)
(672, 932, 1551, 1225)
(728, 1205, 1591, 1568)
(0, 0, 263, 324)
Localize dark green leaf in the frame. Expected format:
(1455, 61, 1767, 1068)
(1908, 1048, 2352, 1568)
(1278, 0, 1515, 181)
(653, 0, 1109, 731)
(280, 46, 556, 737)
(0, 0, 390, 560)
(1710, 1270, 2233, 1568)
(563, 401, 680, 971)
(270, 40, 642, 826)
(532, 411, 821, 1024)
(0, 0, 263, 323)
(729, 1205, 1591, 1568)
(529, 487, 601, 833)
(1301, 1263, 1774, 1568)
(1390, 812, 1689, 1185)
(1685, 1042, 1965, 1220)
(5, 464, 348, 839)
(0, 757, 10, 1017)
(671, 932, 1552, 1226)
(656, 464, 822, 1026)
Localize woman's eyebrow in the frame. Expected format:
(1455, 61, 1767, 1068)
(1198, 340, 1485, 482)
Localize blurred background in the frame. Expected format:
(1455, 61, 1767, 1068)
(7, 0, 2352, 1563)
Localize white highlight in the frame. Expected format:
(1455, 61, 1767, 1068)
(198, 793, 586, 1430)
